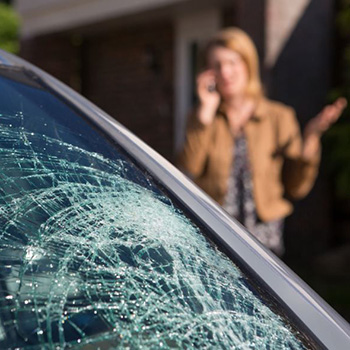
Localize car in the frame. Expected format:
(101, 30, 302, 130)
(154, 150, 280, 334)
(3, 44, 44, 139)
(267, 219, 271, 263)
(0, 48, 349, 350)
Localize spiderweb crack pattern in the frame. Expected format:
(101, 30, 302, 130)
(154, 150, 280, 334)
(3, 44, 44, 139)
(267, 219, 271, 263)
(0, 114, 308, 349)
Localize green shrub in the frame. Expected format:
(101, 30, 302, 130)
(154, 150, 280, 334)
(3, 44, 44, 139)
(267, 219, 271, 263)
(0, 3, 20, 53)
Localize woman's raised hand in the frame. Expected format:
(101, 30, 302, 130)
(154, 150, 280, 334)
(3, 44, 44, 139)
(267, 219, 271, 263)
(196, 70, 221, 125)
(305, 97, 347, 137)
(303, 97, 347, 159)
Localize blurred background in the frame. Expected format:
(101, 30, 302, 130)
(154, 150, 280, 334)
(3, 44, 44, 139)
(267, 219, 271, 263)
(1, 0, 350, 321)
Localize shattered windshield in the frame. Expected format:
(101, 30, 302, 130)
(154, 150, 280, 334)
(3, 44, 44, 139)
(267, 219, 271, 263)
(0, 66, 318, 349)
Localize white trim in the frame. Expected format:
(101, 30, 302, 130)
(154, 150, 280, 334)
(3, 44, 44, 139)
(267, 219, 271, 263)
(174, 9, 221, 153)
(14, 0, 186, 38)
(265, 0, 311, 67)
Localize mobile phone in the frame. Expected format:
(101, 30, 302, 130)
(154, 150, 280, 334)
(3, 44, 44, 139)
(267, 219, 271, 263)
(208, 82, 216, 93)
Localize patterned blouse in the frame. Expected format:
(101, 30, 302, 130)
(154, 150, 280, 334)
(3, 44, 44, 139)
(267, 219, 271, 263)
(223, 134, 285, 256)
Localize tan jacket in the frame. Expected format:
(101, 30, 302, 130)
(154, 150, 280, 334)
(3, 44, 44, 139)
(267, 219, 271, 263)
(177, 98, 320, 222)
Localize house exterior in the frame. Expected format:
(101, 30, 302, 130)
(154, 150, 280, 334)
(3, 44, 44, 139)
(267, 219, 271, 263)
(14, 0, 337, 258)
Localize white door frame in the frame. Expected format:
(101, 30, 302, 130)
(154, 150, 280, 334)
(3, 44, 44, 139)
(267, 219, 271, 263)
(174, 9, 221, 153)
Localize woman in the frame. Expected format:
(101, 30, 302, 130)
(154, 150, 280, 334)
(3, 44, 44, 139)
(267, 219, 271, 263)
(177, 27, 346, 255)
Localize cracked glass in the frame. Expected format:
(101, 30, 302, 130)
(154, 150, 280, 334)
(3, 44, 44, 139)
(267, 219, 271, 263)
(0, 66, 319, 349)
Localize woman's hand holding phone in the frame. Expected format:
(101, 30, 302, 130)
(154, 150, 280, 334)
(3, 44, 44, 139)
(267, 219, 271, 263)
(196, 70, 220, 125)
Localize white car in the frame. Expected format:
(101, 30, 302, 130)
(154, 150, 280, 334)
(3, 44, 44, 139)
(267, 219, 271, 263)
(0, 49, 349, 349)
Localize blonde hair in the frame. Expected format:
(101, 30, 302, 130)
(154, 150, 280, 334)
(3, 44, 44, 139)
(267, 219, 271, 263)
(205, 27, 263, 99)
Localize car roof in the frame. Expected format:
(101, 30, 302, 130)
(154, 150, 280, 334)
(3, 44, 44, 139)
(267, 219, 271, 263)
(0, 49, 17, 66)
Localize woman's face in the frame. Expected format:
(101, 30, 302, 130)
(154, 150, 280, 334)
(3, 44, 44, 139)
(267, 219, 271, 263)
(207, 46, 249, 99)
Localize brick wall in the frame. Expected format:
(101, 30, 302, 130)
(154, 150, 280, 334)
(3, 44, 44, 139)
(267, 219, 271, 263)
(20, 21, 175, 161)
(20, 34, 80, 89)
(83, 22, 174, 160)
